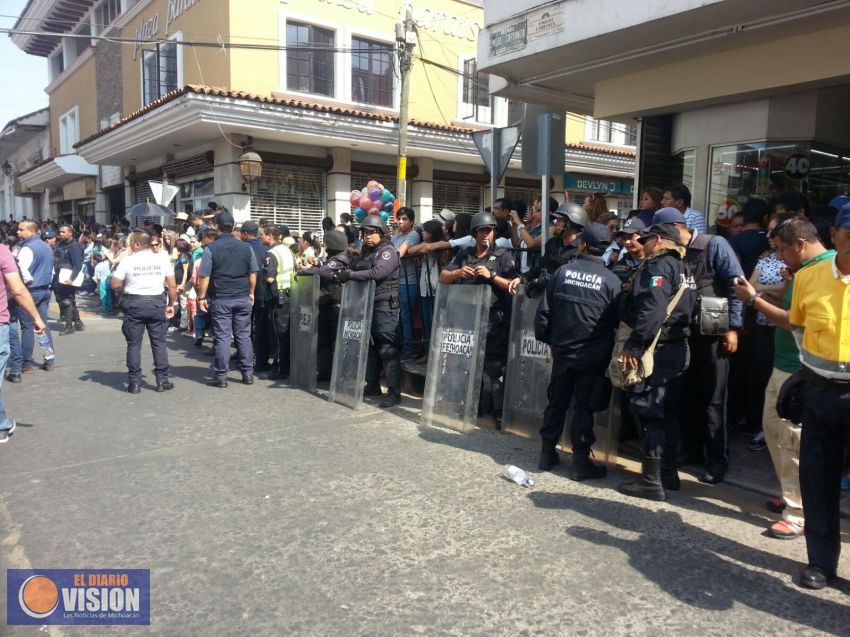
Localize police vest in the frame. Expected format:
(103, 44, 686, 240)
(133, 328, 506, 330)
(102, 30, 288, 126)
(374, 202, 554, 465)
(683, 232, 722, 297)
(543, 237, 578, 272)
(268, 243, 295, 293)
(457, 246, 510, 309)
(353, 242, 399, 302)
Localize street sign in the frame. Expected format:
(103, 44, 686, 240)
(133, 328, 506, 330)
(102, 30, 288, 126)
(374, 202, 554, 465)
(521, 106, 565, 176)
(489, 20, 527, 57)
(472, 126, 520, 184)
(148, 180, 179, 207)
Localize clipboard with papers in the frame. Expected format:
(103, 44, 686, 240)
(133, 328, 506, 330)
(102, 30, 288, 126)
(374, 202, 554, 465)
(58, 268, 85, 287)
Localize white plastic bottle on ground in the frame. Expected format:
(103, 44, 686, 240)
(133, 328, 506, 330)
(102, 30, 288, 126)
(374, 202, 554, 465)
(503, 465, 534, 487)
(39, 333, 55, 361)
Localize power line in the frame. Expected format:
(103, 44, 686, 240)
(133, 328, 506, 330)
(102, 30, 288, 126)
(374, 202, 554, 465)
(2, 26, 637, 138)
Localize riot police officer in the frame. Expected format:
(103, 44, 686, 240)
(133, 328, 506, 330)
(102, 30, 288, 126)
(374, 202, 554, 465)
(298, 229, 350, 381)
(534, 224, 622, 479)
(439, 211, 520, 425)
(526, 202, 588, 292)
(53, 224, 85, 335)
(616, 224, 696, 501)
(335, 216, 402, 408)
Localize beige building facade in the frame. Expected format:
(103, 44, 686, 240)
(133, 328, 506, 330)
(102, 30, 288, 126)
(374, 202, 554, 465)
(13, 0, 634, 226)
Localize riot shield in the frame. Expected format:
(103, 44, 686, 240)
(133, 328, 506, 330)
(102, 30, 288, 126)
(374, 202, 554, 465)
(328, 280, 375, 410)
(593, 387, 622, 469)
(501, 287, 551, 439)
(420, 283, 490, 433)
(289, 273, 320, 392)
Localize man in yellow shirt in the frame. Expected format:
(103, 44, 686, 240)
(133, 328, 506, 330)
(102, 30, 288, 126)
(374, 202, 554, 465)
(784, 209, 850, 589)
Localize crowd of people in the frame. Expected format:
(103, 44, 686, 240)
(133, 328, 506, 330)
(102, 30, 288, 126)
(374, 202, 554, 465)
(0, 181, 848, 592)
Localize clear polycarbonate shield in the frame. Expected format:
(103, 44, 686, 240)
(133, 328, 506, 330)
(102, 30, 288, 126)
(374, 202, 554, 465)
(592, 387, 621, 469)
(289, 273, 320, 392)
(328, 280, 375, 410)
(420, 283, 491, 433)
(501, 287, 551, 439)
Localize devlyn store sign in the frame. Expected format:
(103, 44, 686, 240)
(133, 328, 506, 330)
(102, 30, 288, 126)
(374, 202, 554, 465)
(133, 0, 203, 59)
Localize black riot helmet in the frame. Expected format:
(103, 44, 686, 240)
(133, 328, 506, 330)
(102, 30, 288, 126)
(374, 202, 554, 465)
(359, 215, 389, 236)
(470, 211, 498, 233)
(549, 202, 588, 229)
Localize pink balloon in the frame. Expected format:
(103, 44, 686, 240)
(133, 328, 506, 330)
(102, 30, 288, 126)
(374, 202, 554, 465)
(368, 203, 381, 215)
(359, 193, 373, 209)
(349, 190, 361, 206)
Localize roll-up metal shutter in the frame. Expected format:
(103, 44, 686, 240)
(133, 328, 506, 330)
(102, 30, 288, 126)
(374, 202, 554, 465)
(433, 180, 482, 215)
(251, 164, 327, 234)
(134, 180, 153, 205)
(504, 185, 538, 210)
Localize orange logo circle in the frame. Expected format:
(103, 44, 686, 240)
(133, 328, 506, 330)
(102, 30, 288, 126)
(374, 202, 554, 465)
(20, 575, 59, 618)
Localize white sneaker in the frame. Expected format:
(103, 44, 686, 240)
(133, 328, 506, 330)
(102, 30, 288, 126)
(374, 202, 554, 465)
(8, 420, 15, 435)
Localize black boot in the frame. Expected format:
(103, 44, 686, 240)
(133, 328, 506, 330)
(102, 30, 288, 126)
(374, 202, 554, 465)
(571, 452, 608, 481)
(618, 457, 666, 501)
(538, 441, 560, 471)
(378, 357, 402, 408)
(73, 306, 85, 331)
(661, 455, 681, 491)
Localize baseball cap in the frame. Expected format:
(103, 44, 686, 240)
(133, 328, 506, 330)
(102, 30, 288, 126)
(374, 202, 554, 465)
(579, 223, 612, 248)
(617, 218, 646, 236)
(215, 210, 235, 227)
(278, 224, 290, 235)
(829, 195, 850, 210)
(835, 203, 850, 229)
(651, 207, 686, 225)
(239, 220, 259, 234)
(638, 224, 681, 245)
(42, 228, 58, 239)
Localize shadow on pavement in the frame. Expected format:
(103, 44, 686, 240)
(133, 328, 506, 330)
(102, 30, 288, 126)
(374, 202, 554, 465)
(528, 490, 849, 634)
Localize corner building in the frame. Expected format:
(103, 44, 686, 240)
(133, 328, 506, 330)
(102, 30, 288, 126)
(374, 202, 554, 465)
(12, 0, 635, 226)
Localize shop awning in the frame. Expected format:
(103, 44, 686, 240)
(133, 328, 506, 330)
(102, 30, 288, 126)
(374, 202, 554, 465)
(18, 154, 98, 190)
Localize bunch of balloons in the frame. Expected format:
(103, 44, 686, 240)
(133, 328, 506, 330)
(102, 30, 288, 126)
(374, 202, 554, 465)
(349, 180, 395, 222)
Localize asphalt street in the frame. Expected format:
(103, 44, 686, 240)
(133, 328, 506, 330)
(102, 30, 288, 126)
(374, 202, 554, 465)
(0, 307, 847, 636)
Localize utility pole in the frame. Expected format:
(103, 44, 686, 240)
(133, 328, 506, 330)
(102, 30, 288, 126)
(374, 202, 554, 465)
(395, 8, 415, 209)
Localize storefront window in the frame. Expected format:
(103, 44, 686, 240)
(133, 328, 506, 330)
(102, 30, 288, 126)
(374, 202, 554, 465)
(178, 176, 214, 213)
(672, 148, 695, 193)
(704, 141, 850, 229)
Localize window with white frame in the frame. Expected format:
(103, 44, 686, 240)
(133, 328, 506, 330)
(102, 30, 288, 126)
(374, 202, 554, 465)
(586, 117, 613, 143)
(59, 107, 79, 155)
(351, 37, 393, 108)
(72, 21, 91, 58)
(459, 58, 492, 123)
(95, 0, 122, 33)
(141, 36, 180, 106)
(286, 21, 335, 98)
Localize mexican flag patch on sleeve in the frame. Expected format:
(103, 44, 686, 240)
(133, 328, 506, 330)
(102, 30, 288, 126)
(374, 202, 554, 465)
(650, 276, 664, 287)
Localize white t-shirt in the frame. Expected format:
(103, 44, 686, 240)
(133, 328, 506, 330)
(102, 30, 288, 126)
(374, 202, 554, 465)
(112, 249, 172, 295)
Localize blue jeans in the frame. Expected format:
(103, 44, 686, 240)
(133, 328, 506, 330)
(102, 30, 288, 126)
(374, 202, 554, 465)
(20, 288, 52, 369)
(0, 324, 12, 430)
(7, 318, 22, 375)
(398, 281, 419, 355)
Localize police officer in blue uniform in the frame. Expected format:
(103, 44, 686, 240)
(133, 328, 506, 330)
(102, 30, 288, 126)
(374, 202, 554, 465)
(16, 221, 55, 372)
(298, 229, 350, 381)
(652, 207, 744, 484)
(197, 211, 259, 388)
(439, 211, 520, 425)
(335, 216, 402, 408)
(617, 224, 696, 501)
(535, 223, 622, 479)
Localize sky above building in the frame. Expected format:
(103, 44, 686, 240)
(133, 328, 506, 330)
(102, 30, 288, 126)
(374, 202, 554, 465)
(0, 0, 49, 129)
